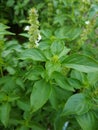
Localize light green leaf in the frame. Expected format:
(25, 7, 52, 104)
(63, 54, 98, 72)
(54, 14, 67, 25)
(0, 102, 11, 127)
(0, 23, 9, 30)
(41, 29, 52, 38)
(43, 49, 52, 60)
(20, 48, 46, 61)
(26, 66, 44, 81)
(59, 47, 70, 58)
(39, 41, 50, 50)
(50, 41, 64, 55)
(19, 33, 29, 38)
(71, 70, 86, 83)
(76, 111, 98, 130)
(30, 79, 51, 112)
(55, 26, 81, 40)
(0, 31, 14, 35)
(62, 93, 92, 116)
(67, 78, 82, 89)
(6, 66, 16, 75)
(87, 72, 98, 85)
(45, 61, 61, 77)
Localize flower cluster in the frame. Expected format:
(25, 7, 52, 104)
(27, 8, 41, 47)
(77, 18, 96, 47)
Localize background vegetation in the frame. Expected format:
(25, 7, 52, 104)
(0, 0, 98, 130)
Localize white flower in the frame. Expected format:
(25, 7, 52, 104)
(24, 26, 30, 31)
(35, 40, 39, 46)
(35, 34, 42, 46)
(85, 21, 90, 25)
(38, 34, 42, 41)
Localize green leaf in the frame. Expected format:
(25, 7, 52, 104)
(59, 47, 70, 58)
(62, 93, 92, 116)
(0, 103, 11, 127)
(43, 49, 52, 60)
(6, 0, 15, 7)
(52, 72, 74, 91)
(6, 66, 16, 75)
(39, 41, 50, 50)
(19, 33, 29, 38)
(16, 78, 25, 90)
(76, 111, 98, 130)
(49, 86, 72, 109)
(0, 31, 14, 35)
(17, 100, 30, 111)
(20, 48, 46, 61)
(55, 26, 81, 41)
(45, 61, 61, 77)
(0, 23, 9, 30)
(71, 70, 86, 83)
(49, 87, 59, 109)
(31, 125, 45, 130)
(41, 29, 52, 38)
(30, 79, 51, 112)
(0, 76, 17, 92)
(50, 41, 64, 55)
(16, 126, 29, 130)
(26, 66, 44, 81)
(0, 92, 7, 102)
(87, 72, 98, 85)
(63, 54, 98, 72)
(8, 95, 20, 102)
(67, 78, 82, 89)
(54, 14, 67, 25)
